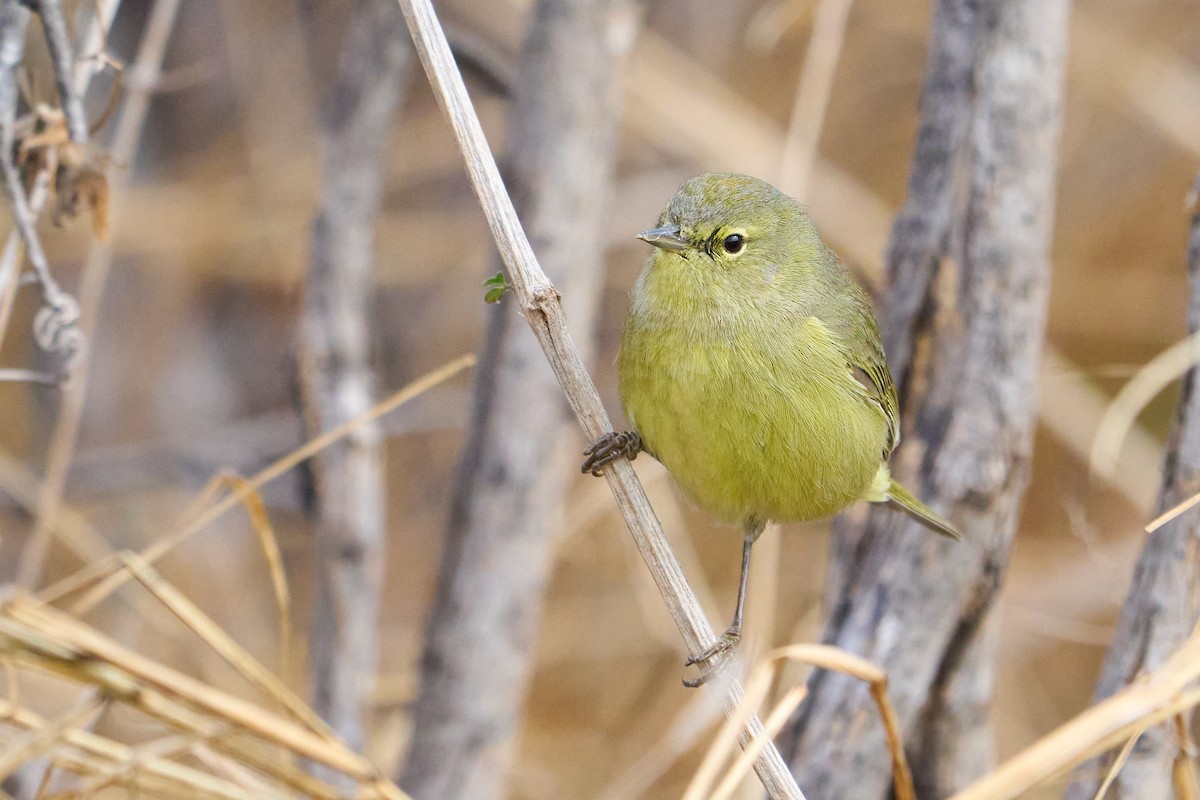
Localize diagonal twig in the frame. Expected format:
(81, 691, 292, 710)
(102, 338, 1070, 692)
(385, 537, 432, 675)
(395, 0, 803, 797)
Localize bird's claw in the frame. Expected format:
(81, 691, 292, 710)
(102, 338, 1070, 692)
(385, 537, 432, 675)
(581, 431, 641, 476)
(682, 626, 741, 688)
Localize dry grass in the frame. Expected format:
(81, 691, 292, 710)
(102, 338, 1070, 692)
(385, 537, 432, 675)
(950, 619, 1200, 800)
(685, 645, 915, 800)
(0, 590, 403, 798)
(0, 356, 474, 798)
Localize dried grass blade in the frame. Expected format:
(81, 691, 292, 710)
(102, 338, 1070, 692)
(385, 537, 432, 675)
(31, 760, 55, 799)
(710, 685, 808, 800)
(763, 644, 914, 800)
(3, 603, 409, 799)
(63, 353, 474, 615)
(115, 552, 329, 739)
(951, 624, 1200, 800)
(1091, 329, 1200, 480)
(212, 474, 292, 676)
(1147, 490, 1200, 533)
(766, 643, 887, 682)
(188, 743, 293, 799)
(682, 643, 913, 800)
(869, 680, 915, 800)
(681, 659, 776, 800)
(1174, 714, 1200, 800)
(47, 472, 242, 611)
(0, 691, 105, 781)
(778, 0, 854, 196)
(3, 597, 371, 779)
(67, 730, 284, 800)
(4, 649, 343, 800)
(1091, 726, 1145, 800)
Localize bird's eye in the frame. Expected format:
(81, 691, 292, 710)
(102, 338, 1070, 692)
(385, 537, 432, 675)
(722, 233, 746, 254)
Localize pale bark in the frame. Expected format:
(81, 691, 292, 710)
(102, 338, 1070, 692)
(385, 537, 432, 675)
(1062, 175, 1200, 800)
(785, 2, 1071, 797)
(400, 1, 632, 797)
(301, 0, 409, 755)
(31, 0, 89, 146)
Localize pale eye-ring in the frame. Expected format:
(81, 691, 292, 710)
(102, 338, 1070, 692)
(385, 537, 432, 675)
(723, 233, 746, 254)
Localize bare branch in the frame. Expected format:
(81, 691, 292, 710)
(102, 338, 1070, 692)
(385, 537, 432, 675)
(0, 0, 118, 355)
(1062, 173, 1200, 800)
(301, 0, 410, 762)
(0, 368, 60, 384)
(785, 1, 1071, 796)
(30, 0, 89, 145)
(0, 1, 75, 320)
(17, 0, 180, 590)
(395, 0, 803, 797)
(880, 0, 979, 385)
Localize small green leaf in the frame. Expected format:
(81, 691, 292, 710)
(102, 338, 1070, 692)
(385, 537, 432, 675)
(482, 271, 511, 303)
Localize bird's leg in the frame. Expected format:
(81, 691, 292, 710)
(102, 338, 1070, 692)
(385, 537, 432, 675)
(683, 518, 765, 688)
(581, 431, 642, 476)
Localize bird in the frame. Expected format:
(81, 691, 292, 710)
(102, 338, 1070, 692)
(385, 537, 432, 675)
(582, 172, 960, 685)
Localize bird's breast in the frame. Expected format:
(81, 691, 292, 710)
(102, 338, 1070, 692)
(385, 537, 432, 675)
(618, 301, 889, 523)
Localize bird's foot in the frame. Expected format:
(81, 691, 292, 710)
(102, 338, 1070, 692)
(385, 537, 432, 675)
(581, 431, 641, 476)
(682, 625, 741, 688)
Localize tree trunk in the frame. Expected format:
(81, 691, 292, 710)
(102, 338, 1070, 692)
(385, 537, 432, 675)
(301, 0, 410, 756)
(1062, 175, 1200, 800)
(400, 1, 635, 798)
(784, 2, 1071, 798)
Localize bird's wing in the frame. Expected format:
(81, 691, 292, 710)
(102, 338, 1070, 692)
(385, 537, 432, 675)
(828, 279, 900, 456)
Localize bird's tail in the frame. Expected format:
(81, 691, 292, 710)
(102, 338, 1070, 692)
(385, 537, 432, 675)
(886, 479, 961, 540)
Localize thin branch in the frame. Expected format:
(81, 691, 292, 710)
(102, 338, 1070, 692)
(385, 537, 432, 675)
(302, 0, 410, 762)
(395, 1, 803, 797)
(1063, 171, 1200, 800)
(17, 0, 181, 590)
(0, 0, 117, 354)
(0, 170, 49, 351)
(0, 1, 74, 316)
(70, 1, 122, 93)
(0, 368, 60, 384)
(30, 0, 89, 145)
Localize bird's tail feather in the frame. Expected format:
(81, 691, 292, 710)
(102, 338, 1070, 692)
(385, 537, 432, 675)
(886, 479, 961, 540)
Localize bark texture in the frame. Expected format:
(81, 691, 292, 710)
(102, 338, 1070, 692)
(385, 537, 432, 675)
(784, 2, 1071, 797)
(1063, 176, 1200, 800)
(400, 1, 634, 798)
(301, 0, 410, 754)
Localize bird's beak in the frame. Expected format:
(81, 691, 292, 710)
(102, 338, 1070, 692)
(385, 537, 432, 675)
(636, 225, 689, 252)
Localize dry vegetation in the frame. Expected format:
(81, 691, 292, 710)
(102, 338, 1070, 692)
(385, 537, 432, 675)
(0, 0, 1198, 799)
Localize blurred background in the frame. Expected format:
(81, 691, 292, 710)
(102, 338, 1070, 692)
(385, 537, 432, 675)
(0, 0, 1197, 797)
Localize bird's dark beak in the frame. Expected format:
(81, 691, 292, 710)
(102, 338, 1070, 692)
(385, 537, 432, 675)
(637, 225, 689, 252)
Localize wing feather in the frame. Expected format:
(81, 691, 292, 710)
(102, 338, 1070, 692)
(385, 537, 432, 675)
(820, 258, 900, 456)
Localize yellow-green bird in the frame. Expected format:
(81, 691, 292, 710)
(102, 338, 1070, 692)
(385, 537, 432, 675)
(583, 173, 960, 682)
